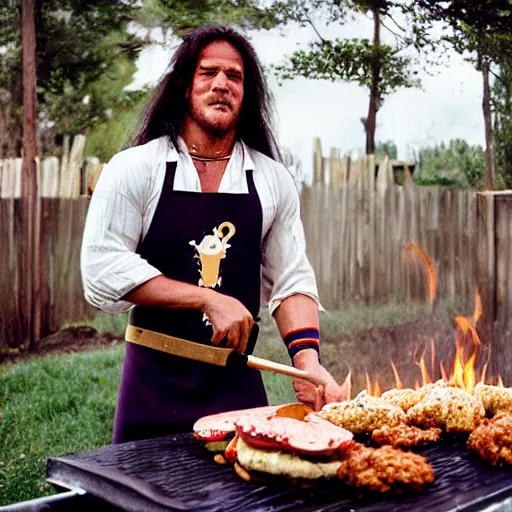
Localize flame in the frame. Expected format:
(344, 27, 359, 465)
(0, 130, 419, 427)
(342, 368, 352, 400)
(366, 373, 371, 394)
(403, 242, 437, 305)
(365, 373, 382, 397)
(473, 289, 482, 325)
(440, 361, 448, 383)
(391, 362, 403, 389)
(416, 353, 432, 386)
(348, 247, 505, 395)
(480, 362, 488, 384)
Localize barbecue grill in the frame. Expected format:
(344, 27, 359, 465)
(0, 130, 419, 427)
(5, 433, 512, 512)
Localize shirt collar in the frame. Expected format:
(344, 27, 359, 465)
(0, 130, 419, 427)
(165, 136, 255, 172)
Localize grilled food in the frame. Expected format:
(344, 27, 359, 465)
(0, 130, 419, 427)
(407, 385, 485, 433)
(236, 437, 344, 480)
(473, 383, 512, 417)
(381, 388, 425, 412)
(193, 405, 282, 443)
(337, 443, 435, 493)
(371, 424, 442, 450)
(202, 404, 355, 483)
(467, 412, 512, 465)
(320, 391, 407, 434)
(236, 411, 354, 456)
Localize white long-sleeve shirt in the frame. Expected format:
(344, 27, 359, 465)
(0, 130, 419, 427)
(80, 136, 319, 315)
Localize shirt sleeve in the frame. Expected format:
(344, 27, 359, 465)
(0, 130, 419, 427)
(261, 167, 320, 315)
(80, 150, 162, 314)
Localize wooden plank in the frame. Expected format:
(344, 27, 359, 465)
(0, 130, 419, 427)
(40, 156, 60, 197)
(58, 135, 70, 197)
(313, 138, 323, 185)
(475, 192, 497, 377)
(494, 193, 512, 380)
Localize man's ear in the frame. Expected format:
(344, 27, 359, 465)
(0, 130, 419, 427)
(185, 86, 190, 99)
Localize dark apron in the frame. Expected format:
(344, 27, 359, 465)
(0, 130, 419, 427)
(113, 161, 268, 443)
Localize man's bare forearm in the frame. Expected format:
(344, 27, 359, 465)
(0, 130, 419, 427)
(273, 294, 320, 366)
(123, 275, 213, 311)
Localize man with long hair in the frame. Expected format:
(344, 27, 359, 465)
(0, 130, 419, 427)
(81, 25, 348, 444)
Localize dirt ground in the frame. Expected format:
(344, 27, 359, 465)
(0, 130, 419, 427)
(4, 311, 506, 393)
(0, 326, 123, 365)
(322, 310, 461, 394)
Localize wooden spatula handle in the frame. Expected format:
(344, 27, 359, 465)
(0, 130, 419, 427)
(247, 355, 324, 386)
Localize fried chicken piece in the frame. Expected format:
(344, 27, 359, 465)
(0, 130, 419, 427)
(371, 424, 442, 450)
(467, 412, 512, 465)
(337, 444, 435, 493)
(381, 388, 425, 412)
(407, 385, 485, 433)
(320, 391, 407, 434)
(474, 383, 512, 417)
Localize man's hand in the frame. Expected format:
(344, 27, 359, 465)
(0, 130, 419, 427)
(292, 349, 351, 411)
(202, 290, 254, 353)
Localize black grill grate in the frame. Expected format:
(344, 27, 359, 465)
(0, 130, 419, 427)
(46, 434, 512, 512)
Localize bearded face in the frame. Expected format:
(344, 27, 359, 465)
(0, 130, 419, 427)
(186, 41, 245, 137)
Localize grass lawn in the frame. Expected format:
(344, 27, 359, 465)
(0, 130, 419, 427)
(0, 302, 432, 506)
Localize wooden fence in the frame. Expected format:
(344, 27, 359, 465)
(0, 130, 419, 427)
(0, 134, 104, 353)
(1, 136, 511, 358)
(0, 135, 104, 198)
(0, 198, 97, 351)
(302, 156, 478, 310)
(303, 141, 512, 375)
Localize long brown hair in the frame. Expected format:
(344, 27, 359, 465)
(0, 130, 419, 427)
(130, 25, 281, 161)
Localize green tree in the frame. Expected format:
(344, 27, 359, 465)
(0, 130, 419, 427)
(0, 0, 277, 158)
(272, 0, 421, 155)
(492, 57, 512, 189)
(142, 0, 276, 34)
(375, 140, 397, 159)
(409, 1, 512, 189)
(0, 0, 144, 156)
(414, 139, 485, 189)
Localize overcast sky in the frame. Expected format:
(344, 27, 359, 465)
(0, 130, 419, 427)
(129, 16, 485, 179)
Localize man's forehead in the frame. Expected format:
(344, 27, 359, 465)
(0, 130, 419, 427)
(197, 41, 244, 70)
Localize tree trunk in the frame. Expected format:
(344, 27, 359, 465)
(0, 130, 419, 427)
(21, 0, 40, 350)
(482, 60, 495, 190)
(366, 8, 381, 155)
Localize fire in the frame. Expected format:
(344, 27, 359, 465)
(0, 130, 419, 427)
(360, 244, 504, 398)
(391, 362, 403, 389)
(366, 373, 382, 397)
(402, 242, 437, 305)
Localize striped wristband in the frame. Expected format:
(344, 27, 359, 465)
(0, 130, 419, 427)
(284, 327, 320, 360)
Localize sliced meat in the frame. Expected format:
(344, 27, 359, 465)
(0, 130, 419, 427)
(236, 413, 354, 456)
(193, 405, 281, 441)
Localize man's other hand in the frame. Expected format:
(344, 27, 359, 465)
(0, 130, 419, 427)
(292, 349, 350, 411)
(203, 290, 254, 353)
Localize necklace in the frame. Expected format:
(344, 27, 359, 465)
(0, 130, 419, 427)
(190, 154, 232, 162)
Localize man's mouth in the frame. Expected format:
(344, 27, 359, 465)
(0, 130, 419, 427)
(209, 99, 232, 110)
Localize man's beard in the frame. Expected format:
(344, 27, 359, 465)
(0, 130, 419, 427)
(189, 99, 239, 137)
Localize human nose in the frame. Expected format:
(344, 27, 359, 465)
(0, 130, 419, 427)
(212, 71, 229, 91)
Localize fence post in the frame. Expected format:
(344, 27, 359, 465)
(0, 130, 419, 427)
(494, 192, 512, 380)
(476, 192, 497, 378)
(313, 137, 323, 184)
